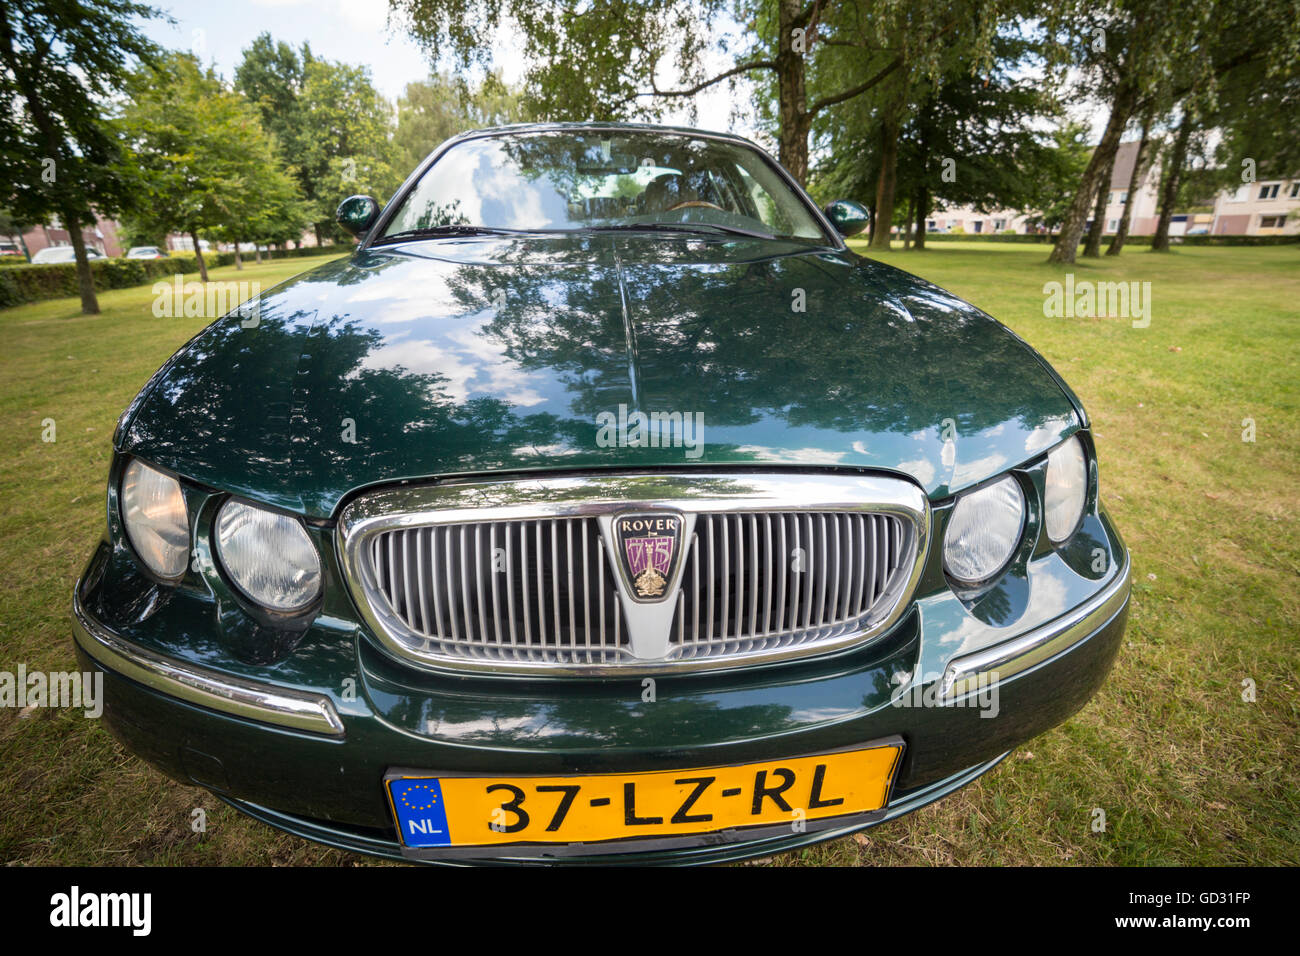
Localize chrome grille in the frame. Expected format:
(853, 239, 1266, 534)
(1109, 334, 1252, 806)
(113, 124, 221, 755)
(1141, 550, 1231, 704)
(671, 512, 908, 659)
(369, 518, 631, 665)
(340, 472, 928, 674)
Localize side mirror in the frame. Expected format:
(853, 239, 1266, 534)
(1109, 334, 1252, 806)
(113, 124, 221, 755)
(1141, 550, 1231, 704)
(823, 199, 869, 238)
(336, 195, 379, 238)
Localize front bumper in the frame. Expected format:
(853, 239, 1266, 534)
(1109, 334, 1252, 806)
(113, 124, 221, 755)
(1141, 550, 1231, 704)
(72, 515, 1130, 864)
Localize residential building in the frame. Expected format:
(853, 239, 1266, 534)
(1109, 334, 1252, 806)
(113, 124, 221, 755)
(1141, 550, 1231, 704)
(18, 215, 123, 258)
(1209, 179, 1300, 236)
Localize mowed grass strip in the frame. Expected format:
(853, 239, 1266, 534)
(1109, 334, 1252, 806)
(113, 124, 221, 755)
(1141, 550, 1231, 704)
(1, 244, 1297, 865)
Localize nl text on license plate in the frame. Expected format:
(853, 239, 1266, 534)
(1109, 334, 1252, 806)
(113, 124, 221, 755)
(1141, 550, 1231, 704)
(385, 741, 903, 850)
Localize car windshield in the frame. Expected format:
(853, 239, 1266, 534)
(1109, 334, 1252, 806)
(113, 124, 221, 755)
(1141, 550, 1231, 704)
(379, 130, 831, 243)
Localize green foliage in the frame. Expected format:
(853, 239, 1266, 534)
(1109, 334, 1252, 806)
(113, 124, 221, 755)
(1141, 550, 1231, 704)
(0, 0, 163, 228)
(0, 246, 332, 309)
(393, 71, 532, 173)
(235, 35, 402, 239)
(813, 26, 1067, 229)
(1019, 123, 1094, 232)
(118, 53, 306, 252)
(390, 0, 723, 121)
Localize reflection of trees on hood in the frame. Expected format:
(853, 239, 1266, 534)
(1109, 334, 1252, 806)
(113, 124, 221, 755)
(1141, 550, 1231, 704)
(124, 239, 1074, 516)
(293, 314, 582, 477)
(429, 238, 1061, 439)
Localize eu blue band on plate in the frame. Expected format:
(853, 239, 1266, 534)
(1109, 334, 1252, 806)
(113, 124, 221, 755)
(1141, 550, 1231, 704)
(389, 778, 452, 847)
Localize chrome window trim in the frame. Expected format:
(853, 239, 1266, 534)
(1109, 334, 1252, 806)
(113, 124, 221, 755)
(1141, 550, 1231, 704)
(337, 472, 930, 676)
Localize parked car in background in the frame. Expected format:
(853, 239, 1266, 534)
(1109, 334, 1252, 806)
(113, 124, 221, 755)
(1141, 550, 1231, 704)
(0, 240, 24, 259)
(31, 245, 103, 264)
(75, 122, 1130, 865)
(126, 246, 166, 259)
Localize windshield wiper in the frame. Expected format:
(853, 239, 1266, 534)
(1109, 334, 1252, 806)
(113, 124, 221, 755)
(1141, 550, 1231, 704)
(593, 222, 783, 241)
(371, 225, 536, 244)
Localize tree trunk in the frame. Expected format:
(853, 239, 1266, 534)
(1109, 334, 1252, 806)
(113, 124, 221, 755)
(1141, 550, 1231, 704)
(191, 230, 209, 283)
(255, 244, 263, 265)
(774, 0, 811, 186)
(913, 185, 928, 250)
(1107, 115, 1151, 256)
(1048, 81, 1137, 264)
(869, 112, 901, 250)
(1152, 112, 1194, 253)
(64, 210, 99, 315)
(233, 239, 243, 270)
(1083, 150, 1116, 258)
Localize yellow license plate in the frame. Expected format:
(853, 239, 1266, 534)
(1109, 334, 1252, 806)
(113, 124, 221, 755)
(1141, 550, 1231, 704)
(386, 741, 903, 850)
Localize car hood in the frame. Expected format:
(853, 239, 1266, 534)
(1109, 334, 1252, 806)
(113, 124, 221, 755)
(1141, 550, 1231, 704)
(119, 235, 1082, 519)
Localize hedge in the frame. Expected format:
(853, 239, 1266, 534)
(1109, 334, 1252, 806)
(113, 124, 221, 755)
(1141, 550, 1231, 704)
(902, 232, 1300, 247)
(0, 244, 344, 310)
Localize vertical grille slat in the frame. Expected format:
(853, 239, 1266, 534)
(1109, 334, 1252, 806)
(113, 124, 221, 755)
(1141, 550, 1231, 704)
(362, 509, 911, 667)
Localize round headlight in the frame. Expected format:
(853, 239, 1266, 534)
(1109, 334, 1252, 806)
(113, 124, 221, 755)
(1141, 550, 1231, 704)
(943, 475, 1025, 584)
(214, 500, 322, 612)
(121, 459, 190, 579)
(1044, 436, 1088, 542)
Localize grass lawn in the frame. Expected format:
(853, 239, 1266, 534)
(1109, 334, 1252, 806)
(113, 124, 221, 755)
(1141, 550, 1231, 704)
(1, 243, 1297, 865)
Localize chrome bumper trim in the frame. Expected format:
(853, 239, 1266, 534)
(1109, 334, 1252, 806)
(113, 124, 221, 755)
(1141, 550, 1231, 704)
(940, 552, 1131, 700)
(71, 593, 345, 737)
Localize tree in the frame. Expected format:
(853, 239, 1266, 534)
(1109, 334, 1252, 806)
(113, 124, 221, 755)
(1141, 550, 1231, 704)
(236, 38, 401, 243)
(388, 0, 987, 187)
(119, 53, 302, 281)
(393, 71, 531, 174)
(298, 59, 402, 240)
(1020, 123, 1093, 236)
(1150, 111, 1194, 252)
(233, 33, 310, 160)
(1105, 110, 1151, 255)
(1045, 0, 1300, 263)
(1082, 144, 1118, 256)
(814, 26, 1062, 249)
(0, 0, 162, 312)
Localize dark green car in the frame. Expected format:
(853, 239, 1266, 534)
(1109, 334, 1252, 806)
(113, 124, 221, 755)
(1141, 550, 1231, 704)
(73, 123, 1130, 864)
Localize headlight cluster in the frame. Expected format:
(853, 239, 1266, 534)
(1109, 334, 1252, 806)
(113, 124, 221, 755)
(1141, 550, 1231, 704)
(1043, 436, 1088, 542)
(943, 475, 1025, 584)
(943, 435, 1090, 585)
(120, 459, 321, 612)
(214, 500, 322, 611)
(120, 460, 190, 579)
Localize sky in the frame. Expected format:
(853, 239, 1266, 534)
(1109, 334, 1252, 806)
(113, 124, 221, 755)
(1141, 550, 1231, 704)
(141, 0, 760, 138)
